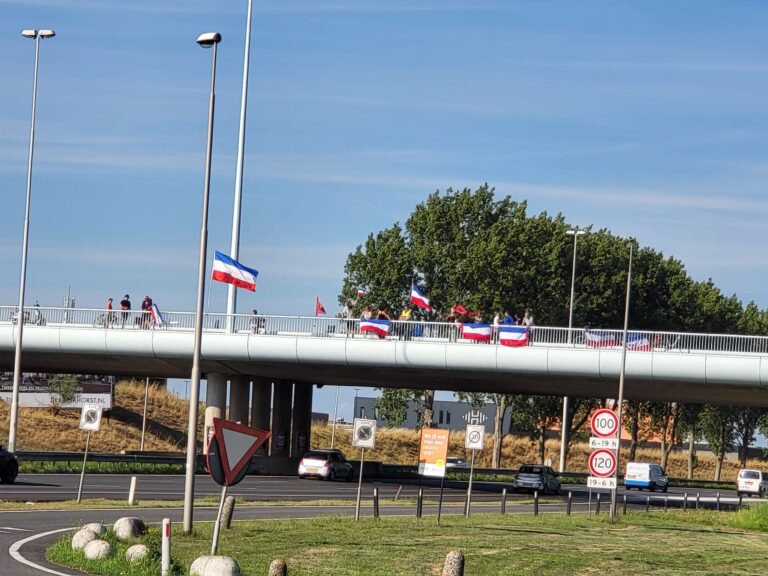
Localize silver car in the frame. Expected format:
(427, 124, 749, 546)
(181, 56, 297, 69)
(513, 464, 561, 495)
(298, 449, 354, 481)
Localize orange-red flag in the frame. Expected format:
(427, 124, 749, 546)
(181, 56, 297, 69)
(315, 297, 326, 316)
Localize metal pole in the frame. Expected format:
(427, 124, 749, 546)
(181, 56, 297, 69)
(140, 377, 150, 451)
(77, 430, 91, 503)
(436, 475, 446, 525)
(184, 36, 220, 535)
(559, 228, 583, 472)
(226, 0, 254, 332)
(465, 450, 476, 517)
(355, 448, 365, 520)
(610, 240, 633, 522)
(210, 485, 228, 555)
(9, 32, 49, 453)
(330, 386, 340, 449)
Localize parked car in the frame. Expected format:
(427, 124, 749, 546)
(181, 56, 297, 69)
(513, 464, 560, 495)
(446, 456, 469, 469)
(298, 449, 354, 481)
(737, 469, 768, 498)
(624, 462, 668, 492)
(0, 445, 19, 484)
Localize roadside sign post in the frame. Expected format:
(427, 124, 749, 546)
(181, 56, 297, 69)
(353, 418, 377, 521)
(206, 418, 270, 555)
(77, 403, 102, 503)
(417, 428, 450, 525)
(588, 409, 619, 520)
(464, 424, 485, 517)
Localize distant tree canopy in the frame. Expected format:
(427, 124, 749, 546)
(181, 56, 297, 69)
(340, 185, 748, 332)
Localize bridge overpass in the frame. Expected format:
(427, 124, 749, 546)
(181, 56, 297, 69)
(1, 305, 767, 406)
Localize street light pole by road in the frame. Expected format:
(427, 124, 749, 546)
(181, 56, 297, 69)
(9, 29, 55, 453)
(183, 31, 222, 536)
(559, 227, 586, 473)
(610, 239, 635, 521)
(330, 385, 340, 449)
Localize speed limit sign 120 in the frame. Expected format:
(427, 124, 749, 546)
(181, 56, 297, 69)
(588, 449, 617, 478)
(590, 409, 618, 438)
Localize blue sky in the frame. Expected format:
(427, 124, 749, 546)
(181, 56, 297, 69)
(2, 1, 768, 418)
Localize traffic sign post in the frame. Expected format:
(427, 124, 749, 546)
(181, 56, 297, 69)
(464, 424, 485, 517)
(76, 403, 103, 503)
(206, 418, 271, 555)
(353, 418, 377, 520)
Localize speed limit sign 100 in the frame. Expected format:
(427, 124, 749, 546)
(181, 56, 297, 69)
(588, 449, 617, 478)
(590, 408, 618, 438)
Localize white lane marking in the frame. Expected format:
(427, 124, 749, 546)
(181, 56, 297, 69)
(9, 527, 76, 576)
(0, 527, 31, 531)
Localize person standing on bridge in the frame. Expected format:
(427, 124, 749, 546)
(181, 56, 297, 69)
(120, 294, 131, 328)
(105, 297, 114, 328)
(141, 295, 153, 328)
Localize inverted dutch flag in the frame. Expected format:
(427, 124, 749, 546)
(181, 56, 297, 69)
(499, 325, 528, 347)
(585, 330, 619, 347)
(626, 333, 652, 351)
(410, 284, 433, 311)
(356, 288, 366, 297)
(462, 323, 492, 342)
(211, 251, 259, 292)
(150, 304, 166, 327)
(360, 319, 390, 337)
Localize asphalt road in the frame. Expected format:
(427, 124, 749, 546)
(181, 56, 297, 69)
(0, 474, 747, 575)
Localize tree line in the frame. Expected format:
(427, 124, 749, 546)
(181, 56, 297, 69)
(339, 185, 768, 475)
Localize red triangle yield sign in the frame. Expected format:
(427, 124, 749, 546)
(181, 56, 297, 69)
(212, 418, 271, 486)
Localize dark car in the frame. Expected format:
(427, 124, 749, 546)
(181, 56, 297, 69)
(513, 464, 560, 495)
(298, 449, 354, 481)
(0, 445, 19, 484)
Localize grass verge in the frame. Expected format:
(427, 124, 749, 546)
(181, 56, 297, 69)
(48, 504, 768, 576)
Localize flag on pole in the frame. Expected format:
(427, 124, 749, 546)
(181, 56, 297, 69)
(356, 288, 366, 297)
(462, 323, 492, 342)
(410, 284, 433, 311)
(150, 304, 166, 327)
(315, 297, 326, 316)
(452, 304, 468, 316)
(211, 251, 259, 291)
(499, 326, 528, 347)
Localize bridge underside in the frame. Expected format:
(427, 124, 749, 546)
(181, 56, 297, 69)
(1, 340, 767, 407)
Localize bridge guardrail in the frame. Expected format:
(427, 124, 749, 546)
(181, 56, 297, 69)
(2, 305, 768, 356)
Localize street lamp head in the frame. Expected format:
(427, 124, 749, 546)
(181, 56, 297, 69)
(196, 32, 221, 48)
(21, 29, 55, 39)
(566, 229, 587, 237)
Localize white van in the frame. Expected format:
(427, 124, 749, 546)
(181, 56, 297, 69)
(624, 462, 669, 492)
(737, 469, 767, 498)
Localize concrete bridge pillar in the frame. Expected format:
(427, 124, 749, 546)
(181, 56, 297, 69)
(204, 373, 228, 453)
(291, 382, 313, 458)
(228, 375, 250, 424)
(250, 378, 272, 454)
(270, 380, 292, 457)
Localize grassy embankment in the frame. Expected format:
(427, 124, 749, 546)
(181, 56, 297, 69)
(47, 505, 768, 576)
(0, 379, 763, 482)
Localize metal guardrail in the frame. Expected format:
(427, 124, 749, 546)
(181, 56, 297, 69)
(1, 305, 767, 356)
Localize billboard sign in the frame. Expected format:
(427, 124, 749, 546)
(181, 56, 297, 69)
(418, 428, 450, 478)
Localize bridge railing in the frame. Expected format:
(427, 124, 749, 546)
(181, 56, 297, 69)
(1, 305, 767, 356)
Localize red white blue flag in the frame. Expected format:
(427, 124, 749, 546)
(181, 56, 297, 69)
(625, 333, 652, 351)
(499, 326, 528, 347)
(462, 323, 492, 342)
(211, 251, 259, 291)
(360, 319, 390, 337)
(410, 284, 433, 311)
(585, 330, 618, 347)
(150, 304, 166, 327)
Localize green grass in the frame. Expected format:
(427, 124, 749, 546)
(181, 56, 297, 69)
(47, 504, 768, 575)
(20, 461, 184, 474)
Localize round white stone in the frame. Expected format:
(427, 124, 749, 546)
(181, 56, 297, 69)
(82, 522, 106, 537)
(71, 528, 98, 551)
(113, 516, 147, 540)
(125, 543, 150, 564)
(190, 555, 242, 576)
(83, 539, 114, 560)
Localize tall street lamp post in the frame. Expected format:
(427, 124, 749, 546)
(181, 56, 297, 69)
(9, 29, 56, 453)
(559, 227, 586, 472)
(183, 31, 222, 535)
